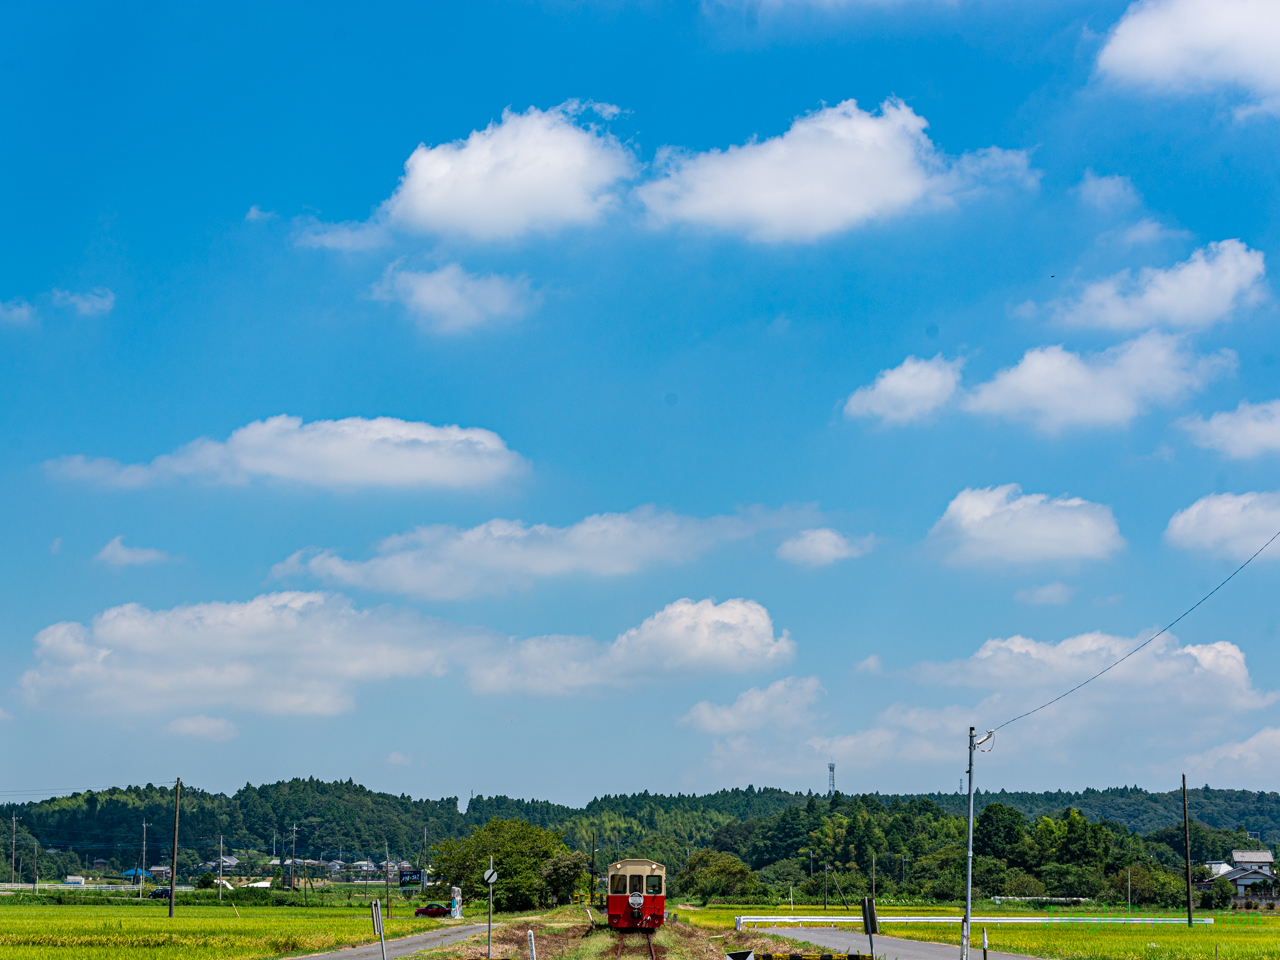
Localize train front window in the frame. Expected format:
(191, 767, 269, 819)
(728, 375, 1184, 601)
(646, 876, 663, 896)
(611, 875, 628, 894)
(629, 875, 643, 894)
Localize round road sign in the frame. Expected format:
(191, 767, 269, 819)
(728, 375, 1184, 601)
(484, 869, 498, 884)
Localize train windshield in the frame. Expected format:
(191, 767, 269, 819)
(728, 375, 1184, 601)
(629, 875, 643, 894)
(646, 876, 663, 895)
(611, 874, 628, 894)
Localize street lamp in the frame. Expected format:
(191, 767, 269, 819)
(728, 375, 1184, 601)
(962, 726, 994, 960)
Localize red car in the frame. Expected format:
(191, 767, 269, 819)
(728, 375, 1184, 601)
(415, 902, 450, 917)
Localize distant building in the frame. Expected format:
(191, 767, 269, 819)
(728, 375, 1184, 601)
(64, 876, 85, 885)
(150, 866, 172, 880)
(1212, 850, 1275, 896)
(91, 859, 110, 872)
(327, 860, 346, 873)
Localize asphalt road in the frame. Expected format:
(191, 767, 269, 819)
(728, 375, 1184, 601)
(302, 921, 488, 960)
(763, 926, 1036, 960)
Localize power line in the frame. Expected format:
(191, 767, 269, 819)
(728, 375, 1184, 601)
(996, 525, 1280, 732)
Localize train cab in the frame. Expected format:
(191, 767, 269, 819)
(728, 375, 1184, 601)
(605, 859, 666, 931)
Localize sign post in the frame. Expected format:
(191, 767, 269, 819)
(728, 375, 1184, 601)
(861, 897, 879, 959)
(528, 929, 537, 960)
(484, 858, 498, 960)
(371, 899, 387, 960)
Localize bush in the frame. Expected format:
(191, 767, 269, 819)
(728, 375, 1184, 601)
(1003, 869, 1046, 898)
(197, 872, 216, 889)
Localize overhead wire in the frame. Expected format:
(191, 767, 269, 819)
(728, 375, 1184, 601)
(994, 525, 1280, 732)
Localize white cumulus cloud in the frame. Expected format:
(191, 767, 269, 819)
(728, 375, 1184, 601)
(844, 354, 963, 424)
(46, 414, 525, 491)
(1055, 240, 1265, 331)
(95, 536, 171, 567)
(52, 288, 116, 316)
(0, 298, 35, 325)
(373, 263, 536, 334)
(167, 716, 238, 741)
(1014, 582, 1075, 605)
(931, 484, 1125, 566)
(277, 506, 759, 600)
(1165, 491, 1280, 560)
(776, 528, 873, 566)
(304, 102, 637, 246)
(21, 592, 472, 717)
(682, 676, 824, 734)
(1076, 170, 1141, 212)
(470, 597, 795, 695)
(963, 332, 1232, 432)
(1182, 399, 1280, 459)
(638, 98, 1033, 242)
(1098, 0, 1280, 115)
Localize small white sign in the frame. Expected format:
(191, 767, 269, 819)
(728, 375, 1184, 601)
(484, 869, 498, 885)
(628, 892, 644, 908)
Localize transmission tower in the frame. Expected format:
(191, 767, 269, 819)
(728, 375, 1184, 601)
(828, 762, 835, 796)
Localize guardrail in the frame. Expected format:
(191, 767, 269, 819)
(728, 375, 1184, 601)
(734, 916, 1215, 930)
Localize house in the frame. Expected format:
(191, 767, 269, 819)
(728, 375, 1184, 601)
(91, 859, 110, 872)
(352, 860, 377, 873)
(150, 866, 171, 879)
(327, 860, 346, 873)
(198, 856, 240, 871)
(1214, 850, 1276, 896)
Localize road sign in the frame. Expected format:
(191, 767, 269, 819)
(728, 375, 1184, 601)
(484, 868, 498, 884)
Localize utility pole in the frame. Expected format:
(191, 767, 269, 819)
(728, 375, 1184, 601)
(169, 778, 181, 918)
(385, 840, 392, 918)
(10, 815, 17, 885)
(291, 825, 298, 894)
(218, 835, 224, 903)
(1183, 774, 1194, 928)
(139, 822, 150, 900)
(963, 726, 994, 960)
(823, 863, 828, 909)
(33, 839, 38, 893)
(421, 827, 428, 894)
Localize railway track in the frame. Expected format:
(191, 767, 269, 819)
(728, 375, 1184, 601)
(615, 931, 656, 960)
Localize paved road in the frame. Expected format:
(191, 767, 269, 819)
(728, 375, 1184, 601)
(302, 922, 488, 960)
(762, 926, 1036, 960)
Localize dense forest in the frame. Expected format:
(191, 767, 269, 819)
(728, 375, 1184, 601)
(3, 779, 1276, 905)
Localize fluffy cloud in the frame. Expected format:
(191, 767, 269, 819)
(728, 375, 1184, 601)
(278, 506, 759, 600)
(1055, 241, 1265, 331)
(47, 415, 524, 491)
(844, 355, 963, 424)
(682, 676, 824, 734)
(637, 99, 1033, 242)
(1185, 727, 1280, 785)
(373, 263, 536, 334)
(963, 332, 1232, 431)
(95, 536, 171, 567)
(0, 297, 34, 324)
(471, 598, 795, 695)
(52, 288, 115, 316)
(167, 716, 238, 741)
(811, 629, 1276, 777)
(1165, 491, 1280, 560)
(1014, 582, 1075, 605)
(776, 528, 873, 566)
(1076, 170, 1141, 212)
(22, 592, 791, 716)
(304, 103, 636, 246)
(21, 592, 470, 717)
(1182, 399, 1280, 459)
(931, 484, 1125, 565)
(1098, 0, 1280, 115)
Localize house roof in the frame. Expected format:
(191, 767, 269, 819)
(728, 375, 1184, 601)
(1219, 866, 1273, 883)
(1232, 850, 1274, 864)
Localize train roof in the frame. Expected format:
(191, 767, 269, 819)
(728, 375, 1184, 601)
(607, 859, 665, 873)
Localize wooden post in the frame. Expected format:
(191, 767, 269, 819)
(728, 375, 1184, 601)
(169, 778, 181, 918)
(1183, 775, 1194, 928)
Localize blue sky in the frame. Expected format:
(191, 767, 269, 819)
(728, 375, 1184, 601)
(3, 0, 1280, 806)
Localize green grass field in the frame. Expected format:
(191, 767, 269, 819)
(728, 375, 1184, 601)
(673, 901, 1280, 960)
(0, 903, 441, 959)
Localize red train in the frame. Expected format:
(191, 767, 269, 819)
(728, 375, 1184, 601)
(606, 859, 666, 931)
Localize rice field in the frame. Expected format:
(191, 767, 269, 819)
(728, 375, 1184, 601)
(670, 902, 1280, 960)
(0, 902, 441, 959)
